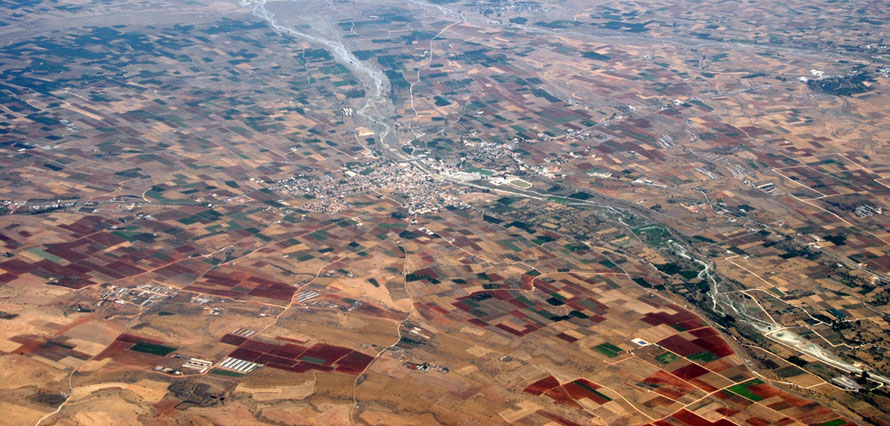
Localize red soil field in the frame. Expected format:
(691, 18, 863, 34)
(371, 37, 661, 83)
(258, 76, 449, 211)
(219, 333, 248, 346)
(671, 363, 710, 380)
(269, 343, 306, 359)
(94, 340, 132, 360)
(556, 332, 578, 343)
(689, 378, 718, 392)
(255, 353, 296, 366)
(242, 339, 282, 353)
(334, 351, 375, 375)
(300, 343, 352, 365)
(671, 409, 736, 426)
(224, 334, 373, 376)
(643, 370, 698, 400)
(523, 375, 560, 396)
(657, 334, 704, 357)
(229, 347, 263, 362)
(562, 379, 610, 405)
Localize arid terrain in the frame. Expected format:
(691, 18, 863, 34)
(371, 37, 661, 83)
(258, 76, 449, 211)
(1, 0, 890, 424)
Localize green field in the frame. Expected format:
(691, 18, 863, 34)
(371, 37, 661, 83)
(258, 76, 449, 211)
(300, 356, 327, 365)
(130, 342, 177, 356)
(308, 231, 328, 241)
(465, 166, 494, 176)
(210, 368, 244, 377)
(632, 224, 672, 246)
(776, 366, 804, 378)
(143, 189, 173, 202)
(656, 351, 680, 364)
(688, 350, 719, 363)
(726, 379, 764, 401)
(27, 248, 64, 263)
(593, 342, 623, 358)
(547, 196, 570, 205)
(499, 239, 522, 252)
(508, 179, 532, 189)
(670, 324, 687, 332)
(572, 380, 612, 401)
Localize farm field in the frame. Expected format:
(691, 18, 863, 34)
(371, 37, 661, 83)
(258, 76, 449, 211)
(1, 0, 889, 424)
